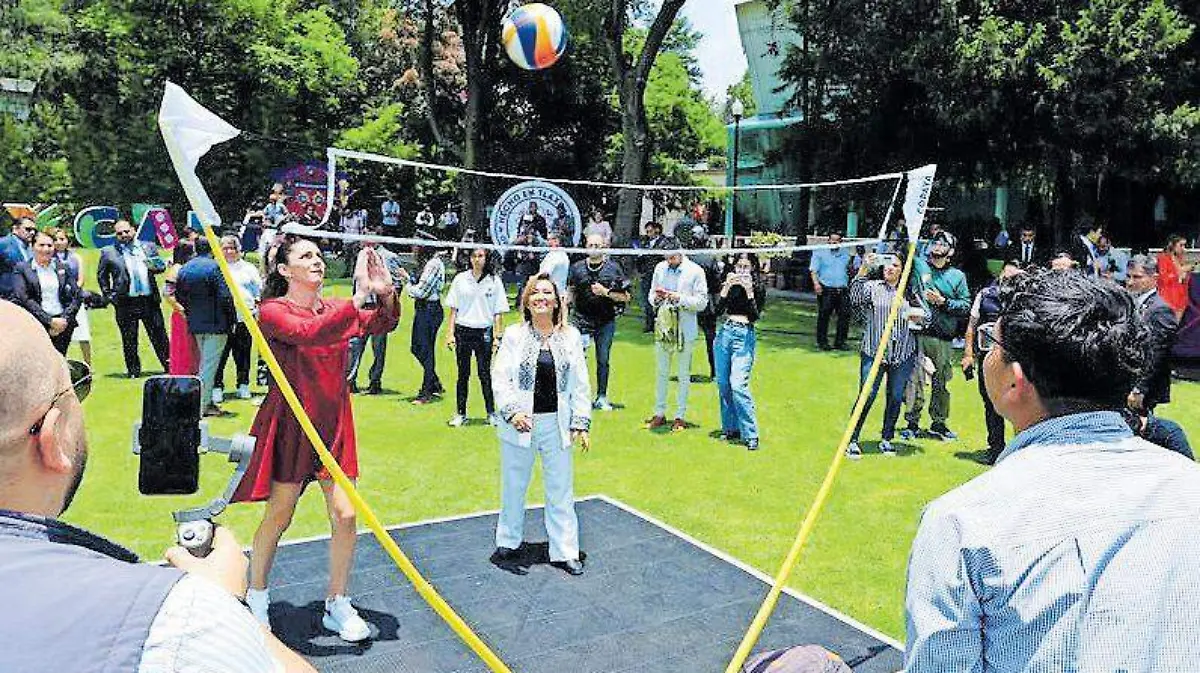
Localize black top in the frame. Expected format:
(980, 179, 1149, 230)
(568, 258, 631, 328)
(533, 347, 557, 413)
(716, 284, 761, 323)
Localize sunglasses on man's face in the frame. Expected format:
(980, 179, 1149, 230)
(28, 359, 92, 436)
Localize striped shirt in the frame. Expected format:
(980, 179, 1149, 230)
(848, 277, 917, 365)
(905, 411, 1200, 672)
(138, 575, 281, 672)
(406, 256, 445, 301)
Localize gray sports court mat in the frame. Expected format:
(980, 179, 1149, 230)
(265, 496, 904, 672)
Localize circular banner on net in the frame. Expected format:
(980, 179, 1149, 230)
(489, 180, 581, 247)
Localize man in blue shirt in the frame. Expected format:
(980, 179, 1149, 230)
(0, 216, 36, 299)
(176, 236, 236, 416)
(905, 269, 1200, 672)
(809, 232, 852, 350)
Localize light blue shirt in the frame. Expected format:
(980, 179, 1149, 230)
(121, 243, 152, 297)
(808, 247, 851, 288)
(905, 411, 1200, 672)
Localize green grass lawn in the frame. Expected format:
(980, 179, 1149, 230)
(61, 249, 1200, 641)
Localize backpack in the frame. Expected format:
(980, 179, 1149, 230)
(741, 645, 853, 673)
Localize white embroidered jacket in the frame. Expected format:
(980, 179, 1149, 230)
(491, 322, 592, 447)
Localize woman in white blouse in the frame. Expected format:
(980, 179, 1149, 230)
(491, 273, 592, 576)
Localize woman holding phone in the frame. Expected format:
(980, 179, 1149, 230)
(233, 237, 398, 642)
(845, 252, 920, 458)
(713, 253, 766, 450)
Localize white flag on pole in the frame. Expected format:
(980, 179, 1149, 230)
(902, 164, 937, 243)
(158, 81, 241, 230)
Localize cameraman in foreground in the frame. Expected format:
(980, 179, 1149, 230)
(0, 302, 313, 673)
(905, 270, 1200, 671)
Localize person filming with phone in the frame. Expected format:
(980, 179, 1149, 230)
(0, 301, 313, 673)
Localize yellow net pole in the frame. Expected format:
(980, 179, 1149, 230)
(722, 241, 919, 673)
(198, 223, 513, 673)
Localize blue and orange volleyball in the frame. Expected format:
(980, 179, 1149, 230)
(501, 3, 569, 71)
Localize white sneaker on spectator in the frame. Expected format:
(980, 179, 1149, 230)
(447, 414, 466, 427)
(880, 440, 897, 457)
(846, 442, 863, 460)
(236, 384, 252, 400)
(487, 412, 501, 427)
(593, 396, 614, 411)
(323, 595, 370, 642)
(212, 387, 224, 405)
(245, 588, 270, 627)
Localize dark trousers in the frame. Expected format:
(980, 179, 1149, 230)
(215, 322, 252, 389)
(699, 309, 717, 377)
(347, 333, 388, 388)
(1142, 415, 1194, 460)
(50, 326, 73, 355)
(639, 270, 657, 330)
(816, 287, 850, 348)
(114, 296, 170, 376)
(977, 361, 1006, 461)
(454, 325, 495, 415)
(851, 352, 917, 442)
(411, 299, 443, 397)
(581, 319, 616, 396)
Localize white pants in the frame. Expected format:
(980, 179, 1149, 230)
(495, 413, 579, 562)
(654, 339, 695, 419)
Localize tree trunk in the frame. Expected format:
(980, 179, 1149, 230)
(453, 0, 503, 233)
(604, 0, 687, 244)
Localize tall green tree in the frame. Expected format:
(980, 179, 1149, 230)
(603, 0, 688, 242)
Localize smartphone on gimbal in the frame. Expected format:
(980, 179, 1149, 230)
(137, 376, 203, 495)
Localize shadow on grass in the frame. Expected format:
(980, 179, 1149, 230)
(859, 440, 924, 458)
(954, 449, 995, 466)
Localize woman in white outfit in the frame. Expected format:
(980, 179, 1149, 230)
(491, 273, 592, 576)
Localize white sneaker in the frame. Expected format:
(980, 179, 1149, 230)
(487, 412, 501, 427)
(323, 595, 371, 642)
(245, 588, 270, 627)
(236, 384, 252, 400)
(880, 440, 897, 457)
(447, 414, 466, 427)
(593, 396, 614, 411)
(846, 442, 863, 460)
(212, 387, 224, 405)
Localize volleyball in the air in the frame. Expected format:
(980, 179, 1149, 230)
(502, 3, 569, 71)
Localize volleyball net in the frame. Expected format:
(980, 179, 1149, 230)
(159, 81, 935, 673)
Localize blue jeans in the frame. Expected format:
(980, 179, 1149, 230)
(579, 319, 616, 397)
(851, 352, 917, 442)
(347, 333, 388, 387)
(411, 299, 443, 397)
(715, 322, 759, 441)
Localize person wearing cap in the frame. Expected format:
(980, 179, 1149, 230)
(904, 269, 1200, 672)
(646, 242, 708, 432)
(809, 231, 853, 351)
(901, 230, 970, 442)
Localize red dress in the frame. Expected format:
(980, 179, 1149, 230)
(232, 296, 398, 502)
(1157, 252, 1190, 316)
(166, 276, 199, 375)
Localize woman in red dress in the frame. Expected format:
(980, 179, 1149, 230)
(1157, 234, 1193, 319)
(164, 241, 199, 375)
(233, 236, 398, 642)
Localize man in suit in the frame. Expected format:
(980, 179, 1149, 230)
(1126, 254, 1178, 412)
(1069, 216, 1106, 277)
(1014, 225, 1045, 268)
(176, 236, 236, 416)
(97, 219, 170, 377)
(0, 216, 36, 299)
(12, 229, 83, 354)
(636, 221, 675, 333)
